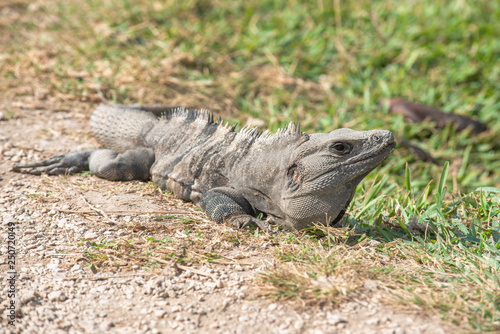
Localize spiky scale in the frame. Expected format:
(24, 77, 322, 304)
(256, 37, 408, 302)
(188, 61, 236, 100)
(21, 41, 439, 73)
(229, 123, 238, 132)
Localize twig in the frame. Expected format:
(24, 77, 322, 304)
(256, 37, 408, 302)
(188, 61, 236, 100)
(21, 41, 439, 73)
(80, 194, 115, 223)
(176, 263, 218, 281)
(145, 257, 218, 281)
(64, 273, 155, 281)
(47, 253, 82, 256)
(55, 208, 192, 215)
(206, 259, 259, 266)
(147, 256, 219, 281)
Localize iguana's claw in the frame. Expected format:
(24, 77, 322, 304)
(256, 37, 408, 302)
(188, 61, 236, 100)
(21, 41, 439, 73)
(230, 215, 273, 232)
(13, 155, 65, 175)
(12, 151, 91, 175)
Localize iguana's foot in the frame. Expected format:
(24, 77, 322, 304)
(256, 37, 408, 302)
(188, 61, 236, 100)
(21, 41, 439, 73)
(12, 150, 94, 175)
(228, 214, 273, 232)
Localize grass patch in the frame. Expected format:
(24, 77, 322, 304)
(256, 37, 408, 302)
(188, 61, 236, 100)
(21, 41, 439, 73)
(78, 218, 275, 272)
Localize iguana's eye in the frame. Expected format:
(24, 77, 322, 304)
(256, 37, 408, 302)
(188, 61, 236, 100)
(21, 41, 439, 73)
(330, 142, 352, 155)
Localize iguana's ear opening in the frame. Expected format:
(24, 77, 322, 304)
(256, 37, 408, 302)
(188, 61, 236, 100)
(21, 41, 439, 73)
(287, 164, 300, 181)
(286, 163, 302, 188)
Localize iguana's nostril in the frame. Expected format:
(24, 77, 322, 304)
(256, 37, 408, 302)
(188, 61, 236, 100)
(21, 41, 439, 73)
(386, 131, 395, 143)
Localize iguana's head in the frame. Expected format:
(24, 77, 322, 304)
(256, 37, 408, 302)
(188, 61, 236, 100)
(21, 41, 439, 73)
(280, 128, 395, 230)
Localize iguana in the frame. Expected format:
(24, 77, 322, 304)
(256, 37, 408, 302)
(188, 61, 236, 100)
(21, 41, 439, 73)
(13, 104, 395, 230)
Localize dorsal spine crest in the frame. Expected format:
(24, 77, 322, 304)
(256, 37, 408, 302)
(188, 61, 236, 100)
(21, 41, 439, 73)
(156, 106, 305, 142)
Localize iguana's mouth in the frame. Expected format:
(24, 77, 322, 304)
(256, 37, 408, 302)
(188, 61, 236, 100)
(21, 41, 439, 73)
(343, 141, 396, 167)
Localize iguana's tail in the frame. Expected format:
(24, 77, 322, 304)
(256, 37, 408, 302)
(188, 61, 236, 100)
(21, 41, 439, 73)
(90, 104, 158, 153)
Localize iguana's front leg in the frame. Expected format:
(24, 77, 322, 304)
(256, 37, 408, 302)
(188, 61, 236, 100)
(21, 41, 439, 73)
(13, 148, 155, 181)
(200, 187, 272, 231)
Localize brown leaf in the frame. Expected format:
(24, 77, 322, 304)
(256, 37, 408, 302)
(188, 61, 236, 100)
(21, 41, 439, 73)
(380, 98, 487, 134)
(398, 139, 440, 165)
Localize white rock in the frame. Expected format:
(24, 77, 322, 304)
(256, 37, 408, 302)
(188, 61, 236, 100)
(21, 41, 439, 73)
(268, 303, 278, 311)
(327, 312, 346, 325)
(154, 309, 167, 318)
(238, 315, 249, 322)
(57, 218, 69, 228)
(84, 231, 98, 239)
(366, 317, 380, 325)
(46, 260, 60, 270)
(48, 290, 68, 302)
(364, 280, 378, 291)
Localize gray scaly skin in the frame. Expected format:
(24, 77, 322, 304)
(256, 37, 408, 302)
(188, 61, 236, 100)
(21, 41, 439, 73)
(14, 104, 396, 231)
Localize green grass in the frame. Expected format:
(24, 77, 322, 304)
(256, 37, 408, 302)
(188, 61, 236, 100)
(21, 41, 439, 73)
(2, 0, 499, 331)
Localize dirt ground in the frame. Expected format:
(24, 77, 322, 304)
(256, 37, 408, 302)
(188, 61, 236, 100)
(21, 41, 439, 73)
(0, 98, 458, 333)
